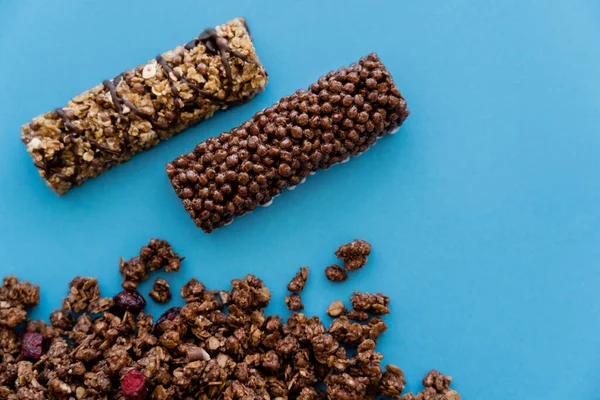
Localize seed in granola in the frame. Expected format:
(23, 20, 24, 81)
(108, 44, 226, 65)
(326, 300, 346, 317)
(335, 239, 371, 271)
(121, 369, 147, 400)
(325, 264, 347, 282)
(287, 266, 309, 293)
(284, 294, 304, 311)
(149, 278, 171, 303)
(113, 291, 147, 315)
(21, 332, 43, 360)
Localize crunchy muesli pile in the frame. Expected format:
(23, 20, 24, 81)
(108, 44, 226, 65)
(0, 242, 461, 399)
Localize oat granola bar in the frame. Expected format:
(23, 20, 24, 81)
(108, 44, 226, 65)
(166, 53, 409, 232)
(21, 18, 268, 195)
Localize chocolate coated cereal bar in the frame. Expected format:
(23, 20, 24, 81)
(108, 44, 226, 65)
(21, 18, 268, 195)
(167, 53, 409, 232)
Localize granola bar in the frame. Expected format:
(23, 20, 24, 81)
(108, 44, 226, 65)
(166, 53, 409, 232)
(21, 17, 268, 195)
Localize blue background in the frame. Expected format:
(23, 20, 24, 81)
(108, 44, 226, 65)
(1, 0, 599, 398)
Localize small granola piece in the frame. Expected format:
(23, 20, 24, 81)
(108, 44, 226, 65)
(62, 277, 100, 313)
(49, 308, 73, 330)
(284, 294, 304, 311)
(423, 369, 453, 392)
(335, 239, 372, 271)
(113, 291, 147, 315)
(0, 277, 40, 328)
(379, 364, 406, 399)
(325, 264, 348, 282)
(347, 309, 369, 321)
(287, 266, 309, 293)
(119, 257, 148, 290)
(402, 370, 461, 400)
(21, 332, 43, 360)
(120, 239, 183, 289)
(349, 292, 390, 315)
(325, 373, 369, 400)
(154, 307, 181, 336)
(88, 298, 114, 314)
(326, 300, 346, 317)
(149, 279, 172, 303)
(180, 278, 206, 303)
(140, 239, 183, 272)
(121, 369, 147, 400)
(0, 276, 40, 308)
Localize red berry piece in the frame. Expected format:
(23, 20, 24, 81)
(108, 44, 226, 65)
(121, 369, 147, 400)
(113, 290, 147, 314)
(154, 307, 181, 336)
(21, 332, 43, 360)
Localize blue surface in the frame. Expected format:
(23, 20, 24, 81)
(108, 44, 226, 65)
(1, 0, 599, 398)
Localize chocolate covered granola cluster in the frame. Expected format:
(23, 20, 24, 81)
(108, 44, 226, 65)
(119, 239, 183, 290)
(0, 241, 462, 399)
(166, 53, 409, 233)
(326, 239, 373, 282)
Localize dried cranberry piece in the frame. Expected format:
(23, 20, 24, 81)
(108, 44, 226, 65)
(21, 332, 43, 360)
(154, 307, 181, 336)
(113, 290, 147, 314)
(121, 369, 147, 400)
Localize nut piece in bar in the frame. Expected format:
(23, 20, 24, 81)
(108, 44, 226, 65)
(166, 53, 409, 232)
(335, 239, 372, 271)
(120, 238, 183, 289)
(149, 278, 172, 303)
(21, 18, 268, 195)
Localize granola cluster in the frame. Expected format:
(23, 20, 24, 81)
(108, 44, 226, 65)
(285, 266, 309, 311)
(401, 370, 461, 400)
(166, 53, 409, 232)
(0, 276, 40, 328)
(21, 17, 268, 195)
(120, 239, 183, 290)
(326, 239, 373, 282)
(0, 241, 462, 399)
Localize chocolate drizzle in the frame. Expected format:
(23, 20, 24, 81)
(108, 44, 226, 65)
(185, 28, 260, 97)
